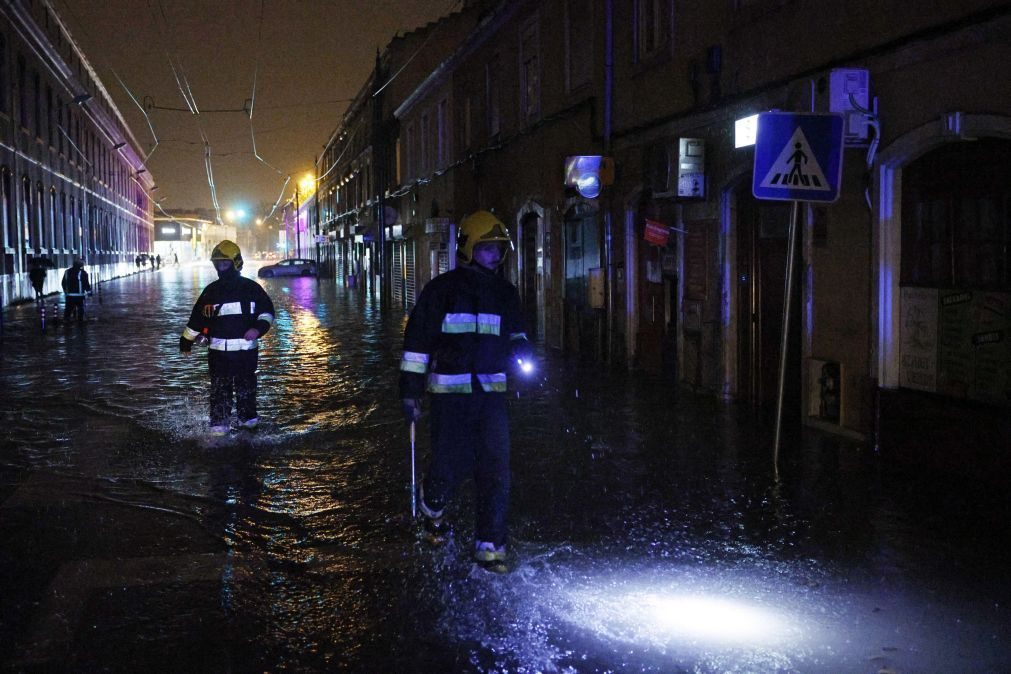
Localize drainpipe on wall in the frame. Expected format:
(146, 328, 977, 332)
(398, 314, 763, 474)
(603, 0, 615, 362)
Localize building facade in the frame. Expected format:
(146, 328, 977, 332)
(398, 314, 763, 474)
(0, 0, 155, 309)
(320, 0, 1011, 475)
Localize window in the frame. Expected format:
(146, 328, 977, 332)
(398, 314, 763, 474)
(462, 95, 472, 151)
(420, 111, 430, 175)
(0, 33, 7, 114)
(404, 123, 414, 180)
(520, 19, 541, 122)
(486, 55, 501, 137)
(634, 0, 672, 64)
(22, 177, 33, 249)
(56, 96, 64, 154)
(60, 191, 67, 250)
(1, 167, 13, 251)
(32, 71, 40, 137)
(436, 98, 449, 168)
(565, 0, 592, 92)
(45, 85, 53, 147)
(47, 187, 56, 249)
(17, 55, 27, 127)
(902, 140, 1011, 290)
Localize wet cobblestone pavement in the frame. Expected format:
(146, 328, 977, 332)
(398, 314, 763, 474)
(1, 263, 1009, 672)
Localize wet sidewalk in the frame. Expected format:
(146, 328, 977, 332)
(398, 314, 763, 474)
(1, 267, 1009, 672)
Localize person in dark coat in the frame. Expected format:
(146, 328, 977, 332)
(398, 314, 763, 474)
(28, 258, 48, 302)
(180, 240, 275, 435)
(61, 259, 91, 323)
(399, 210, 533, 573)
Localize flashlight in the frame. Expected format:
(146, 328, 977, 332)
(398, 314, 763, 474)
(516, 358, 534, 375)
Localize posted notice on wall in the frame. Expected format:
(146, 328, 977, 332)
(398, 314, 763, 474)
(899, 286, 939, 392)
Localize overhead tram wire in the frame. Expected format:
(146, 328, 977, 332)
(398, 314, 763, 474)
(248, 0, 284, 176)
(111, 69, 160, 161)
(147, 0, 228, 223)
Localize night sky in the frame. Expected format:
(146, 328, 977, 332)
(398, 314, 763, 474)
(56, 0, 457, 216)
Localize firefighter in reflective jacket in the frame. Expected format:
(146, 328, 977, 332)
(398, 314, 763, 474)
(180, 240, 275, 435)
(399, 210, 533, 573)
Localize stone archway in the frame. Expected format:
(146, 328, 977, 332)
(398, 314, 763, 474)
(873, 113, 1011, 388)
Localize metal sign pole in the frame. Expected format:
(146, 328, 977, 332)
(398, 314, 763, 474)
(773, 200, 801, 472)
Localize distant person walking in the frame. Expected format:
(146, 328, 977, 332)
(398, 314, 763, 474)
(28, 258, 48, 302)
(156, 254, 162, 269)
(61, 259, 92, 324)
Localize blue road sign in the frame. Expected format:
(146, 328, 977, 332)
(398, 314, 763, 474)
(752, 112, 844, 202)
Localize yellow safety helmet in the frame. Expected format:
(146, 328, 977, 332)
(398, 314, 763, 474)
(457, 210, 513, 264)
(210, 240, 243, 271)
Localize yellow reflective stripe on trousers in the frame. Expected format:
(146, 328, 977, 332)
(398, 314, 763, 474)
(476, 372, 507, 392)
(428, 372, 472, 393)
(400, 350, 430, 374)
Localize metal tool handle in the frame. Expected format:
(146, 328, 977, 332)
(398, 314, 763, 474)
(409, 420, 417, 519)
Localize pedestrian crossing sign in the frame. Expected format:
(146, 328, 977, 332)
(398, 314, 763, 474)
(752, 112, 844, 202)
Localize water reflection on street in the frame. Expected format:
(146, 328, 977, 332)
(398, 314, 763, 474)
(0, 262, 1008, 672)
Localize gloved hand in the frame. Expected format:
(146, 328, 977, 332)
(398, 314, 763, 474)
(179, 335, 192, 354)
(243, 327, 260, 341)
(401, 398, 422, 425)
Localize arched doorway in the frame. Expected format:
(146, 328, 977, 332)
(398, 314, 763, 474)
(516, 203, 545, 342)
(563, 202, 602, 358)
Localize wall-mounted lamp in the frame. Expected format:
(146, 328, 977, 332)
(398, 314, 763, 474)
(72, 93, 92, 105)
(113, 142, 126, 150)
(136, 169, 147, 174)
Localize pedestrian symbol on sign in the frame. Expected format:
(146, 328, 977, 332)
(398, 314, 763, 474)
(759, 127, 830, 191)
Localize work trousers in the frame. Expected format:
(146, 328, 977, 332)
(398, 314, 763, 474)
(64, 296, 85, 323)
(424, 390, 510, 546)
(208, 349, 258, 426)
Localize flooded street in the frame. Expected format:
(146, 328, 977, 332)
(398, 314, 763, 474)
(1, 264, 1009, 673)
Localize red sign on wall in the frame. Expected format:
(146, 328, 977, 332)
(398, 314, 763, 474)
(643, 219, 670, 246)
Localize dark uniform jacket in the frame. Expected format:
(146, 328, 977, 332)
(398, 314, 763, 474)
(399, 265, 531, 399)
(61, 267, 91, 296)
(180, 272, 275, 352)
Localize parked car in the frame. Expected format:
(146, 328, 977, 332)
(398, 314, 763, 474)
(257, 258, 317, 278)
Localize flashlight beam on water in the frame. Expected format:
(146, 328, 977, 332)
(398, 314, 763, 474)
(562, 587, 801, 650)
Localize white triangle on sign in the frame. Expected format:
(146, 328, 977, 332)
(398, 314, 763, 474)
(759, 127, 831, 191)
